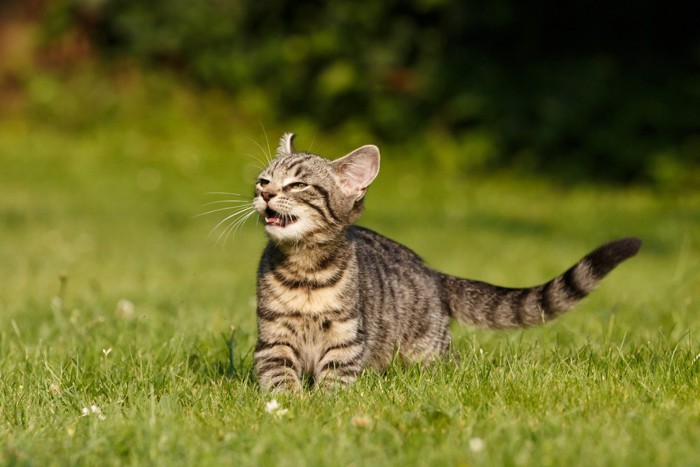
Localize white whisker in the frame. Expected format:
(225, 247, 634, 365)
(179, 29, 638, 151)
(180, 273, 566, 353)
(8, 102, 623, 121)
(249, 136, 272, 165)
(244, 153, 267, 171)
(229, 210, 257, 239)
(260, 122, 273, 163)
(308, 129, 318, 153)
(202, 199, 252, 207)
(194, 205, 251, 218)
(216, 210, 256, 245)
(217, 209, 257, 247)
(206, 191, 245, 197)
(208, 206, 256, 238)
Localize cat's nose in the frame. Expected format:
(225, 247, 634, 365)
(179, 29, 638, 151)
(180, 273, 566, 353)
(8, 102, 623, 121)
(262, 191, 276, 202)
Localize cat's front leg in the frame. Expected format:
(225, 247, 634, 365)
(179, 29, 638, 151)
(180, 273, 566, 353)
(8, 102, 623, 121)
(314, 348, 364, 390)
(254, 342, 303, 392)
(314, 365, 361, 390)
(313, 317, 366, 390)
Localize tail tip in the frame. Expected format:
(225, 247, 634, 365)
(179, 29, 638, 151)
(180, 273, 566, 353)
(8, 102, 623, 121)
(587, 237, 642, 278)
(612, 237, 643, 260)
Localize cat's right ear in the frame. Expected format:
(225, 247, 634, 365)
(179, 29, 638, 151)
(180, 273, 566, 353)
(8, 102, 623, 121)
(331, 145, 380, 199)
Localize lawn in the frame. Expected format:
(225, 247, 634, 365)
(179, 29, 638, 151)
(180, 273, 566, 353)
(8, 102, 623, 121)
(1, 73, 699, 466)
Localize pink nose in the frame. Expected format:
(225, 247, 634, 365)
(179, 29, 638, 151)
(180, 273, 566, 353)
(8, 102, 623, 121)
(262, 191, 276, 202)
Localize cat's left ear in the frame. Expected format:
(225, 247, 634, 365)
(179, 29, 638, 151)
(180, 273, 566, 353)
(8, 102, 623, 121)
(276, 132, 296, 157)
(331, 145, 380, 199)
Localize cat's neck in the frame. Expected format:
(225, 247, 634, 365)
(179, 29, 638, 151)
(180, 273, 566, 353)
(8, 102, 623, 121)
(266, 233, 349, 272)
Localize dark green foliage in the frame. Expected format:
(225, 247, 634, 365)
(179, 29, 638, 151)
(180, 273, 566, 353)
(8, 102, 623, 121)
(44, 0, 700, 184)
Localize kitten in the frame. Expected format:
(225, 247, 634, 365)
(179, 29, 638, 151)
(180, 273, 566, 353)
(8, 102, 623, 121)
(252, 133, 641, 391)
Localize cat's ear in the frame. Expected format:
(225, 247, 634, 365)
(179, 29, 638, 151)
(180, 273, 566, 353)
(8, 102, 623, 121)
(276, 132, 296, 157)
(331, 145, 380, 199)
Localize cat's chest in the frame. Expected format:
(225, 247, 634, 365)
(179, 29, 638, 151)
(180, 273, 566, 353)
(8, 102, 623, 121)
(259, 269, 352, 314)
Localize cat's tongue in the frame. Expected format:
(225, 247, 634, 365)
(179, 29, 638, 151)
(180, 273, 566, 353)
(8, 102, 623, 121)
(265, 208, 296, 227)
(266, 216, 284, 227)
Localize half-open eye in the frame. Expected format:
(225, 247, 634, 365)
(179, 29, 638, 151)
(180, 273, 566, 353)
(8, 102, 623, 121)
(258, 178, 270, 187)
(286, 182, 308, 190)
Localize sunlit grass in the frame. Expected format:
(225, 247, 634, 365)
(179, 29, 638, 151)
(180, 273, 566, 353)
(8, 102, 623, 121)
(0, 71, 699, 465)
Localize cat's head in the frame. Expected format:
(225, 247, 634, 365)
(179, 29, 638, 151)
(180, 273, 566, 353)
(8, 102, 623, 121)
(253, 133, 380, 244)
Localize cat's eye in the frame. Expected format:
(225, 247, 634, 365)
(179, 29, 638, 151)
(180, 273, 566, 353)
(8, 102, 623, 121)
(258, 178, 270, 187)
(286, 182, 308, 190)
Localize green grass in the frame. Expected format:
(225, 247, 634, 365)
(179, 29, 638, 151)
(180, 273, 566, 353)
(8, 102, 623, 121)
(1, 71, 699, 466)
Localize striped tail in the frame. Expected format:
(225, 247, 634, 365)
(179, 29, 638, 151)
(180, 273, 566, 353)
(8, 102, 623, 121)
(441, 238, 642, 329)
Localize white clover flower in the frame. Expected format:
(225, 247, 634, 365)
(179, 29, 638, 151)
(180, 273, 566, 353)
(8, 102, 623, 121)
(264, 399, 288, 417)
(116, 299, 135, 319)
(81, 404, 106, 420)
(264, 399, 280, 413)
(469, 437, 485, 453)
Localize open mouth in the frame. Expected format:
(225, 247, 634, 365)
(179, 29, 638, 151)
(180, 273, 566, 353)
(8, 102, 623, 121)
(265, 208, 298, 228)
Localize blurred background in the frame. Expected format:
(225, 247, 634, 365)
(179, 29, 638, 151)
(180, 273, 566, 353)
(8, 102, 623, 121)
(0, 0, 698, 350)
(2, 0, 699, 185)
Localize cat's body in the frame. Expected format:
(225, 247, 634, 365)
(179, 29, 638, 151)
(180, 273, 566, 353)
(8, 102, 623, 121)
(251, 133, 641, 391)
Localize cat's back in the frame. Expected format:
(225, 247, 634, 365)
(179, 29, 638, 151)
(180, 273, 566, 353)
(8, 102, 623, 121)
(347, 225, 429, 270)
(347, 226, 444, 300)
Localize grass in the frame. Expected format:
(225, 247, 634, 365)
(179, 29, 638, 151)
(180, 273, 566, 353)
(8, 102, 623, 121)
(1, 70, 699, 466)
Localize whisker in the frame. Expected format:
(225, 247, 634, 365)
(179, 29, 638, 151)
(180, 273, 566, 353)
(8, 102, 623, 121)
(216, 217, 236, 246)
(194, 205, 252, 218)
(217, 209, 257, 247)
(206, 191, 246, 197)
(248, 137, 272, 165)
(216, 220, 235, 246)
(215, 211, 256, 246)
(224, 210, 257, 245)
(210, 205, 254, 216)
(308, 128, 318, 153)
(201, 199, 252, 207)
(260, 121, 273, 163)
(244, 153, 267, 171)
(208, 207, 256, 238)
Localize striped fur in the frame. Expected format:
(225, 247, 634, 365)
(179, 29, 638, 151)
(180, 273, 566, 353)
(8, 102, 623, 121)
(251, 133, 641, 391)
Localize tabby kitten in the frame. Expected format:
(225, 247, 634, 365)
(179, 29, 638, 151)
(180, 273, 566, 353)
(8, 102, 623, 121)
(252, 133, 641, 391)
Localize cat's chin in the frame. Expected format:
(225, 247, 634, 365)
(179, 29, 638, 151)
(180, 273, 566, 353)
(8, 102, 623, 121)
(264, 219, 311, 243)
